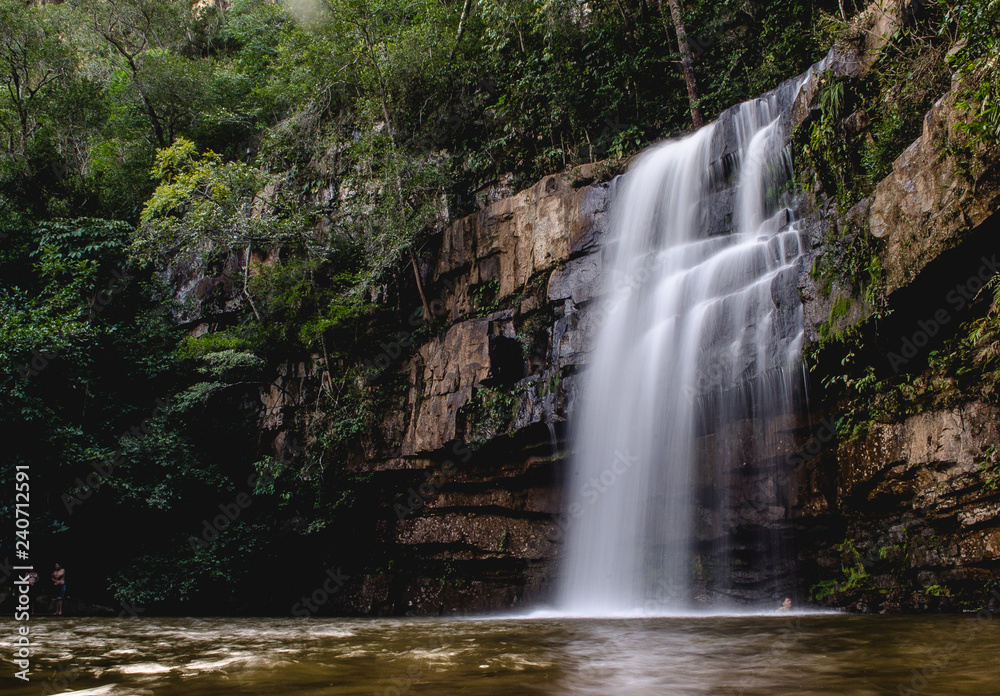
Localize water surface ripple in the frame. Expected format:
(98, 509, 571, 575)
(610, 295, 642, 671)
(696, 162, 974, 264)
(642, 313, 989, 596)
(4, 615, 999, 695)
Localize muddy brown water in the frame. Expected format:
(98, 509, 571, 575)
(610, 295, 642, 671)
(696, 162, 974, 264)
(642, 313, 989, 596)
(3, 613, 999, 695)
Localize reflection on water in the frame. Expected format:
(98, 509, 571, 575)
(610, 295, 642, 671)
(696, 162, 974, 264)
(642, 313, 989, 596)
(2, 614, 999, 695)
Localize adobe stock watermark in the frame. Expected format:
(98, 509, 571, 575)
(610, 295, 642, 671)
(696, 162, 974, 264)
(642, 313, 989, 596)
(736, 614, 808, 695)
(291, 565, 350, 617)
(784, 416, 838, 468)
(394, 441, 473, 521)
(116, 598, 145, 619)
(412, 76, 498, 152)
(643, 576, 690, 614)
(886, 255, 1000, 373)
(187, 473, 260, 550)
(85, 268, 132, 316)
(33, 600, 143, 693)
(184, 440, 298, 550)
(51, 161, 68, 182)
(365, 277, 457, 376)
(375, 664, 424, 696)
(38, 665, 82, 695)
(0, 556, 14, 585)
(736, 416, 837, 524)
(577, 252, 671, 346)
(370, 627, 467, 696)
(551, 448, 639, 541)
(11, 568, 32, 682)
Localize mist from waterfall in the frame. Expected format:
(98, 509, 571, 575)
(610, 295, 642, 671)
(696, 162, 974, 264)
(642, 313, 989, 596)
(556, 93, 805, 616)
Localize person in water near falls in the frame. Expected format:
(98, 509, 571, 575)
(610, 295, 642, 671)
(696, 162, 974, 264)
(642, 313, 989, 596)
(52, 563, 66, 615)
(777, 598, 792, 613)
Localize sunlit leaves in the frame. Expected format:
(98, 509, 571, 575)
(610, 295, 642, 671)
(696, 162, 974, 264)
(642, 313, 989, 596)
(135, 137, 293, 266)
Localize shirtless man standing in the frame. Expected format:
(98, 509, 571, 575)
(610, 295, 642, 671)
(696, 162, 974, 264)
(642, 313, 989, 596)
(51, 563, 66, 616)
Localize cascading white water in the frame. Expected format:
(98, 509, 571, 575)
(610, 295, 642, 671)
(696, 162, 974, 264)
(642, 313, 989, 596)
(556, 93, 805, 616)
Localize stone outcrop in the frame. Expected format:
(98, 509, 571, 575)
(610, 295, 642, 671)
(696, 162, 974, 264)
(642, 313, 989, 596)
(869, 78, 1000, 295)
(838, 403, 997, 494)
(434, 167, 613, 319)
(395, 172, 615, 465)
(794, 404, 1000, 611)
(402, 318, 493, 454)
(797, 78, 1000, 344)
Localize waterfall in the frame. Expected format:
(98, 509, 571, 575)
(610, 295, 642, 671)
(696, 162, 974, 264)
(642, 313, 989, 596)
(556, 91, 805, 616)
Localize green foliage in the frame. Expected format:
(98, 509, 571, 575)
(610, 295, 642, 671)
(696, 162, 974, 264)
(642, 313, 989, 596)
(808, 218, 887, 331)
(977, 444, 1000, 491)
(821, 295, 854, 340)
(177, 332, 254, 359)
(968, 273, 1000, 375)
(136, 138, 301, 266)
(516, 299, 556, 359)
(0, 0, 73, 167)
(944, 0, 1000, 145)
(247, 254, 366, 350)
(462, 386, 521, 446)
(923, 583, 951, 597)
(34, 218, 131, 261)
(802, 0, 1000, 448)
(878, 543, 903, 561)
(799, 73, 857, 210)
(811, 538, 871, 601)
(107, 523, 269, 606)
(470, 278, 501, 315)
(0, 218, 132, 378)
(812, 278, 1000, 442)
(497, 529, 511, 554)
(795, 7, 952, 211)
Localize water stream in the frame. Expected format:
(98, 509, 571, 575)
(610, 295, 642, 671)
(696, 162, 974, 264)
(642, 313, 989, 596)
(557, 90, 805, 614)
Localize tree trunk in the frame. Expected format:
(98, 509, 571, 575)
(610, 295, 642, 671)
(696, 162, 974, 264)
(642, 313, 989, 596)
(410, 252, 432, 322)
(448, 0, 473, 61)
(139, 90, 167, 147)
(242, 244, 262, 322)
(664, 0, 704, 129)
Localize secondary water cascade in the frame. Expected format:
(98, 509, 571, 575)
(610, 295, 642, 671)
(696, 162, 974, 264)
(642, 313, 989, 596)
(557, 87, 807, 615)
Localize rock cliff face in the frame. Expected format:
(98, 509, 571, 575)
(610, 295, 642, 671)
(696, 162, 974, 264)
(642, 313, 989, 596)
(787, 70, 1000, 609)
(868, 81, 1000, 296)
(359, 175, 614, 613)
(791, 402, 1000, 611)
(783, 23, 1000, 609)
(258, 167, 615, 614)
(254, 0, 1000, 614)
